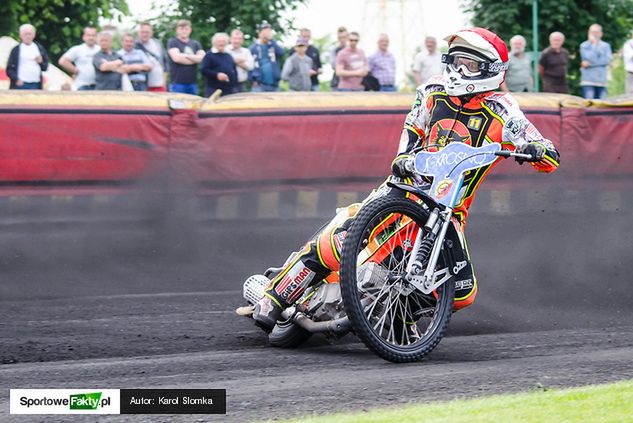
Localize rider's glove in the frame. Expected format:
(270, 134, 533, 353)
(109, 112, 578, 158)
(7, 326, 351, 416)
(515, 142, 545, 165)
(391, 155, 415, 178)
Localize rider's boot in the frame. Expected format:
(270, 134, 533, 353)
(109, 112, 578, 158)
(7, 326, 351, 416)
(253, 255, 319, 333)
(252, 296, 283, 333)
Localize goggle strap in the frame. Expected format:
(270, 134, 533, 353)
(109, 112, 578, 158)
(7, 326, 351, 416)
(441, 53, 508, 73)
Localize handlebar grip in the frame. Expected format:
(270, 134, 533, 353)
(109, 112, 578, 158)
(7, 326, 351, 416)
(495, 150, 512, 158)
(514, 152, 535, 160)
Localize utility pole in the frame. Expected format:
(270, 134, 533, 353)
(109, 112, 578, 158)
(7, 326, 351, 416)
(532, 0, 539, 91)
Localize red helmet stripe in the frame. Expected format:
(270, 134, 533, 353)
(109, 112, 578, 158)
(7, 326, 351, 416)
(464, 27, 509, 62)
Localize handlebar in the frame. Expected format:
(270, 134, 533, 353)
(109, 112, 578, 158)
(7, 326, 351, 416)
(495, 150, 534, 161)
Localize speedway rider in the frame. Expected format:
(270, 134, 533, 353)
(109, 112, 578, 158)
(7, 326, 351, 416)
(252, 27, 560, 333)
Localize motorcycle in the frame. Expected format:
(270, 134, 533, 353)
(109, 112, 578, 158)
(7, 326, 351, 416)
(238, 142, 536, 362)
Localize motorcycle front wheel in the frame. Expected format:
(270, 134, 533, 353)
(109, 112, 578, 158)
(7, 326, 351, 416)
(339, 195, 454, 363)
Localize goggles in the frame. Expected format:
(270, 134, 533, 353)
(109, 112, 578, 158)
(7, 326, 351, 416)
(441, 53, 508, 77)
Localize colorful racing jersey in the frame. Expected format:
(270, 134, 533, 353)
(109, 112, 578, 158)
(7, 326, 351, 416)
(394, 76, 560, 222)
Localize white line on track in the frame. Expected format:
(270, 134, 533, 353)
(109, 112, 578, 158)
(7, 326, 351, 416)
(0, 290, 242, 303)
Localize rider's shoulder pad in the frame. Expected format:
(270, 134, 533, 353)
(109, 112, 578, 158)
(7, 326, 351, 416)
(417, 75, 446, 95)
(484, 92, 522, 118)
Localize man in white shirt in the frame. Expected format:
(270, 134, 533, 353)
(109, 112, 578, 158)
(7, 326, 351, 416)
(135, 22, 168, 92)
(623, 30, 633, 94)
(7, 24, 49, 90)
(227, 29, 254, 92)
(59, 27, 100, 90)
(413, 36, 444, 86)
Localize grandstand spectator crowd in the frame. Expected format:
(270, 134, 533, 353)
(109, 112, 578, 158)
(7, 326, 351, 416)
(6, 20, 633, 99)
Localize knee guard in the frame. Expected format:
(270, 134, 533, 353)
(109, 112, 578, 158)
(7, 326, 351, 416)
(264, 243, 331, 309)
(453, 264, 477, 311)
(451, 218, 477, 311)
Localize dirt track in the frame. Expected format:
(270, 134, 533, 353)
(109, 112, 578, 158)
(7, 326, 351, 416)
(1, 193, 632, 422)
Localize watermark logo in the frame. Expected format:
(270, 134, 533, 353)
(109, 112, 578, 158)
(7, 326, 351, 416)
(10, 389, 119, 414)
(69, 392, 106, 410)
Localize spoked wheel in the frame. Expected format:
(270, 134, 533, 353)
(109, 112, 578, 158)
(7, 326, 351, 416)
(340, 195, 455, 363)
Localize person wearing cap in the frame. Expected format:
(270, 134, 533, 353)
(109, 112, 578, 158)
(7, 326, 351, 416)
(249, 21, 285, 92)
(281, 37, 314, 91)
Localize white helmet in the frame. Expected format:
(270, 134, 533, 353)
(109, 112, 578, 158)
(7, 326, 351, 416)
(442, 27, 509, 97)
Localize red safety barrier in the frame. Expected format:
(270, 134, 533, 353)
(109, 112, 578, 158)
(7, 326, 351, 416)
(0, 92, 631, 196)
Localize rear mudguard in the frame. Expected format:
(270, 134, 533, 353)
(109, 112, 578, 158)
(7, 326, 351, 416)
(387, 181, 468, 274)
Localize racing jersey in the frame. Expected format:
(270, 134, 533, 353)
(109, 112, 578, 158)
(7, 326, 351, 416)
(394, 76, 560, 222)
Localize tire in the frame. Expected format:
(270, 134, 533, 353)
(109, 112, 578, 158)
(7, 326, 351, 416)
(268, 319, 312, 348)
(339, 195, 455, 363)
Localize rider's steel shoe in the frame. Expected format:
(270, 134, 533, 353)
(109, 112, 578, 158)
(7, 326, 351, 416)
(252, 296, 282, 333)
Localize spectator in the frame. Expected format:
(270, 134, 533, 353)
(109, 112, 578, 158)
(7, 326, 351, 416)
(335, 31, 368, 91)
(227, 29, 254, 92)
(502, 35, 532, 92)
(118, 34, 152, 91)
(580, 23, 612, 99)
(249, 21, 285, 92)
(93, 31, 123, 90)
(167, 20, 205, 95)
(539, 31, 569, 94)
(413, 36, 443, 86)
(623, 30, 633, 94)
(299, 27, 322, 90)
(329, 26, 348, 90)
(59, 26, 99, 90)
(281, 37, 313, 91)
(7, 24, 49, 90)
(368, 33, 396, 91)
(201, 32, 238, 97)
(136, 22, 168, 92)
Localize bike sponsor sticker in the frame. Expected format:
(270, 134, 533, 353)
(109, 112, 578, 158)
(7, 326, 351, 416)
(503, 117, 525, 139)
(274, 264, 315, 302)
(333, 231, 347, 253)
(435, 179, 454, 200)
(455, 278, 474, 291)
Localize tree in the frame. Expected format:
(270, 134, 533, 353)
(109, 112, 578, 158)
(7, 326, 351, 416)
(465, 0, 633, 94)
(0, 0, 128, 63)
(149, 0, 307, 50)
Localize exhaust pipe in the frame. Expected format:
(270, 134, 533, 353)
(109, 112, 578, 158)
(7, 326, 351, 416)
(292, 313, 351, 335)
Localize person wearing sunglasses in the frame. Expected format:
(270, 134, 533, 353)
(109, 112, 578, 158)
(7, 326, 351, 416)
(335, 31, 368, 91)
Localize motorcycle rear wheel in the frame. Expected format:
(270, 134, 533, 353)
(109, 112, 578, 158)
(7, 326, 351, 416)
(340, 195, 454, 363)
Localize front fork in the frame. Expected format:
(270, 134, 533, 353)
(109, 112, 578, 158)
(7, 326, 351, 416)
(405, 208, 453, 294)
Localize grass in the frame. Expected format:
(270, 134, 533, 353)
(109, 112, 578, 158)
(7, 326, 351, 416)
(276, 379, 633, 423)
(608, 54, 626, 96)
